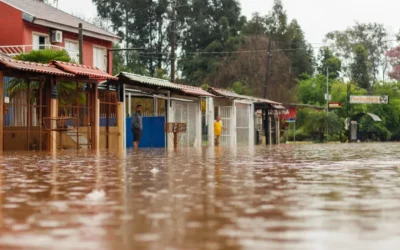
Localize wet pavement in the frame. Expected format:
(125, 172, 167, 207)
(0, 143, 400, 250)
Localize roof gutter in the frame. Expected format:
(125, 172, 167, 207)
(34, 19, 120, 43)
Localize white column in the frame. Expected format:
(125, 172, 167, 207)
(249, 103, 255, 146)
(232, 104, 237, 147)
(154, 96, 158, 116)
(123, 84, 127, 150)
(196, 99, 202, 147)
(128, 92, 132, 117)
(207, 97, 214, 147)
(167, 92, 174, 150)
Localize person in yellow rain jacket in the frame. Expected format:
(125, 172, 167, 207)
(214, 116, 227, 146)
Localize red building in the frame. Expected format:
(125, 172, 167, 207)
(0, 0, 119, 71)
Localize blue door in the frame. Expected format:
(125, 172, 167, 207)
(126, 116, 166, 148)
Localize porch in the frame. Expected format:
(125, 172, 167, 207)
(0, 53, 119, 153)
(116, 72, 213, 150)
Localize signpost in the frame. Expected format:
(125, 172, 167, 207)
(329, 102, 342, 109)
(287, 118, 296, 142)
(350, 95, 389, 104)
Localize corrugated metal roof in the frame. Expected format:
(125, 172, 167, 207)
(51, 61, 118, 80)
(175, 83, 214, 97)
(208, 87, 281, 105)
(118, 72, 214, 97)
(119, 72, 180, 89)
(2, 0, 120, 42)
(0, 55, 74, 77)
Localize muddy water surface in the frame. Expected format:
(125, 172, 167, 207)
(0, 143, 400, 250)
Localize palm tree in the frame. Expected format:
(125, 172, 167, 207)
(303, 110, 342, 142)
(7, 49, 86, 107)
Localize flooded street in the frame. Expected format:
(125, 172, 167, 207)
(0, 143, 400, 250)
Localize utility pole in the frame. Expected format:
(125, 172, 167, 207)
(263, 39, 272, 145)
(78, 23, 83, 64)
(263, 40, 272, 99)
(170, 5, 176, 83)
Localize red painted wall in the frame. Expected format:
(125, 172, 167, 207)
(22, 22, 113, 70)
(0, 2, 24, 46)
(0, 1, 113, 71)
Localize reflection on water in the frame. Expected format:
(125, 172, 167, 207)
(0, 143, 400, 250)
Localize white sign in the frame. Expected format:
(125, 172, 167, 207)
(4, 97, 9, 104)
(350, 95, 389, 104)
(324, 94, 331, 101)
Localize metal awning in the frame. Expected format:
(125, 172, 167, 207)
(117, 72, 214, 97)
(272, 105, 287, 110)
(352, 112, 382, 122)
(366, 113, 382, 122)
(125, 89, 193, 102)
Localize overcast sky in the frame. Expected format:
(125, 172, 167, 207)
(58, 0, 400, 45)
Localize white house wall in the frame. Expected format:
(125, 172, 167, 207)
(207, 97, 214, 147)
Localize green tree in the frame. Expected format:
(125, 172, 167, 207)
(179, 0, 244, 85)
(303, 111, 341, 142)
(317, 47, 341, 79)
(297, 74, 327, 105)
(8, 49, 85, 106)
(263, 1, 314, 78)
(93, 0, 172, 75)
(228, 81, 253, 95)
(350, 45, 371, 92)
(326, 22, 390, 81)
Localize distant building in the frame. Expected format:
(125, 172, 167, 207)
(0, 0, 119, 71)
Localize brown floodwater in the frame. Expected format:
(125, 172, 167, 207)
(0, 143, 400, 250)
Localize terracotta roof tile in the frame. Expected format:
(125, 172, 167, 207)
(51, 61, 118, 81)
(0, 56, 74, 77)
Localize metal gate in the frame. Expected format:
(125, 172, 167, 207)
(235, 103, 250, 145)
(99, 90, 118, 149)
(219, 106, 235, 147)
(3, 78, 49, 151)
(173, 101, 200, 147)
(58, 83, 93, 149)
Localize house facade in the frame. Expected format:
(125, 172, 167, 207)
(0, 0, 119, 71)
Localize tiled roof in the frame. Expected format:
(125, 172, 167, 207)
(208, 87, 281, 105)
(3, 0, 119, 42)
(0, 55, 74, 77)
(118, 72, 214, 97)
(51, 61, 118, 81)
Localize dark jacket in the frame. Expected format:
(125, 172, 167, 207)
(132, 112, 143, 131)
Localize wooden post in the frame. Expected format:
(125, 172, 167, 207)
(27, 79, 31, 150)
(39, 80, 43, 151)
(49, 77, 58, 153)
(0, 72, 3, 153)
(78, 23, 84, 64)
(173, 132, 178, 150)
(76, 81, 79, 150)
(117, 102, 124, 149)
(91, 83, 99, 151)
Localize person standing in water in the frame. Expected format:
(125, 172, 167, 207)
(132, 105, 143, 149)
(214, 115, 227, 146)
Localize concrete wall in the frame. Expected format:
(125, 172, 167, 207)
(3, 127, 48, 151)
